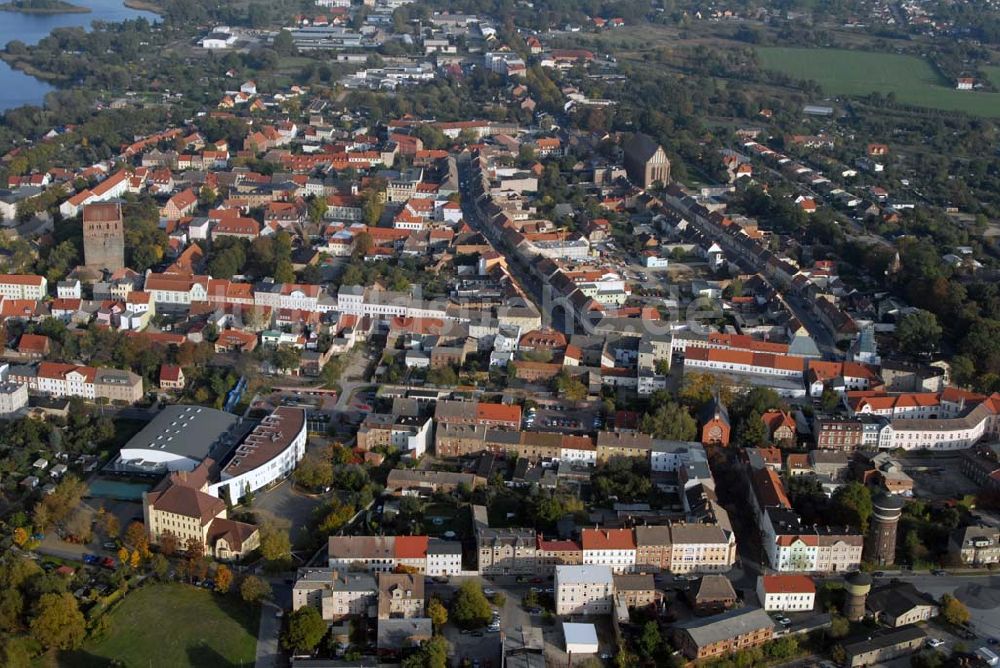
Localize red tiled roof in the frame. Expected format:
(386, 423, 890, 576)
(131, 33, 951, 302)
(761, 574, 815, 594)
(581, 528, 635, 551)
(393, 535, 429, 559)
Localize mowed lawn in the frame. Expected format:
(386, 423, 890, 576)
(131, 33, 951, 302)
(49, 583, 259, 668)
(757, 47, 1000, 117)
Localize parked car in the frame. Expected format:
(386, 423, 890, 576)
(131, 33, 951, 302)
(927, 639, 945, 649)
(100, 557, 116, 570)
(83, 554, 99, 565)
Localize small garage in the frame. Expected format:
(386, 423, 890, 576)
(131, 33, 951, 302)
(563, 622, 599, 655)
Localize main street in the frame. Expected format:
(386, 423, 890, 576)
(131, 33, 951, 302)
(456, 156, 557, 331)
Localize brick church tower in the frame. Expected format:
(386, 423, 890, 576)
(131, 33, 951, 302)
(82, 202, 124, 272)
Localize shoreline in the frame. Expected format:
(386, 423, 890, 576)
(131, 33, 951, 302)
(0, 2, 91, 12)
(0, 52, 66, 82)
(122, 0, 161, 15)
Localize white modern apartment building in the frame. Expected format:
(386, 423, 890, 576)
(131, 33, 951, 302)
(554, 565, 614, 616)
(209, 406, 307, 504)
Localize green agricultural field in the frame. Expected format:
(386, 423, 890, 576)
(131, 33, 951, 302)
(984, 65, 1000, 89)
(49, 583, 259, 668)
(757, 46, 1000, 117)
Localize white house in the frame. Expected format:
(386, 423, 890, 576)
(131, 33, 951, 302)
(756, 575, 816, 612)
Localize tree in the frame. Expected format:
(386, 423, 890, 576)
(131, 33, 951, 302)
(828, 614, 850, 639)
(150, 553, 169, 580)
(735, 409, 768, 446)
(273, 29, 297, 56)
(123, 520, 149, 557)
(12, 528, 27, 547)
(294, 454, 334, 491)
(896, 310, 942, 357)
(284, 606, 326, 653)
(274, 258, 296, 284)
(450, 581, 492, 629)
(352, 230, 374, 258)
(159, 531, 178, 556)
(819, 386, 841, 412)
(29, 592, 86, 650)
(638, 620, 661, 657)
(308, 197, 327, 226)
(259, 523, 292, 567)
(640, 401, 697, 440)
(402, 635, 449, 668)
(940, 594, 970, 626)
(240, 575, 272, 605)
(832, 482, 873, 532)
(428, 597, 448, 630)
(0, 635, 31, 668)
(553, 370, 588, 401)
(215, 565, 233, 593)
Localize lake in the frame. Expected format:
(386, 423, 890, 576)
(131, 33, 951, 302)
(0, 0, 157, 111)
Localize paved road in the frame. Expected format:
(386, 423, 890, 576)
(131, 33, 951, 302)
(255, 600, 283, 668)
(458, 159, 550, 329)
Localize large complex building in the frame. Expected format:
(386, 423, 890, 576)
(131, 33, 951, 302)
(142, 462, 259, 561)
(118, 405, 240, 473)
(209, 406, 307, 504)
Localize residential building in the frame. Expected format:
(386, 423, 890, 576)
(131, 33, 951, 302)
(536, 537, 583, 575)
(581, 528, 636, 574)
(292, 567, 377, 621)
(669, 524, 737, 574)
(554, 565, 615, 616)
(613, 574, 659, 609)
(0, 274, 47, 300)
(673, 608, 774, 660)
(377, 573, 424, 619)
(477, 527, 537, 575)
(328, 536, 398, 573)
(949, 525, 1000, 566)
(426, 539, 463, 576)
(634, 525, 672, 572)
(756, 575, 816, 612)
(0, 381, 28, 416)
(687, 575, 738, 616)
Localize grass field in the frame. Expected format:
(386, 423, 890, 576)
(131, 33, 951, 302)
(757, 47, 1000, 117)
(984, 65, 1000, 88)
(49, 583, 258, 668)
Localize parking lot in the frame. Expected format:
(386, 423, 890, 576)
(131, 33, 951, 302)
(898, 452, 980, 499)
(523, 402, 603, 433)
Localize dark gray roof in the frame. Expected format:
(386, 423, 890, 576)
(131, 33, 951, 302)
(843, 625, 926, 656)
(121, 405, 238, 462)
(624, 133, 662, 162)
(675, 607, 773, 647)
(866, 583, 937, 619)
